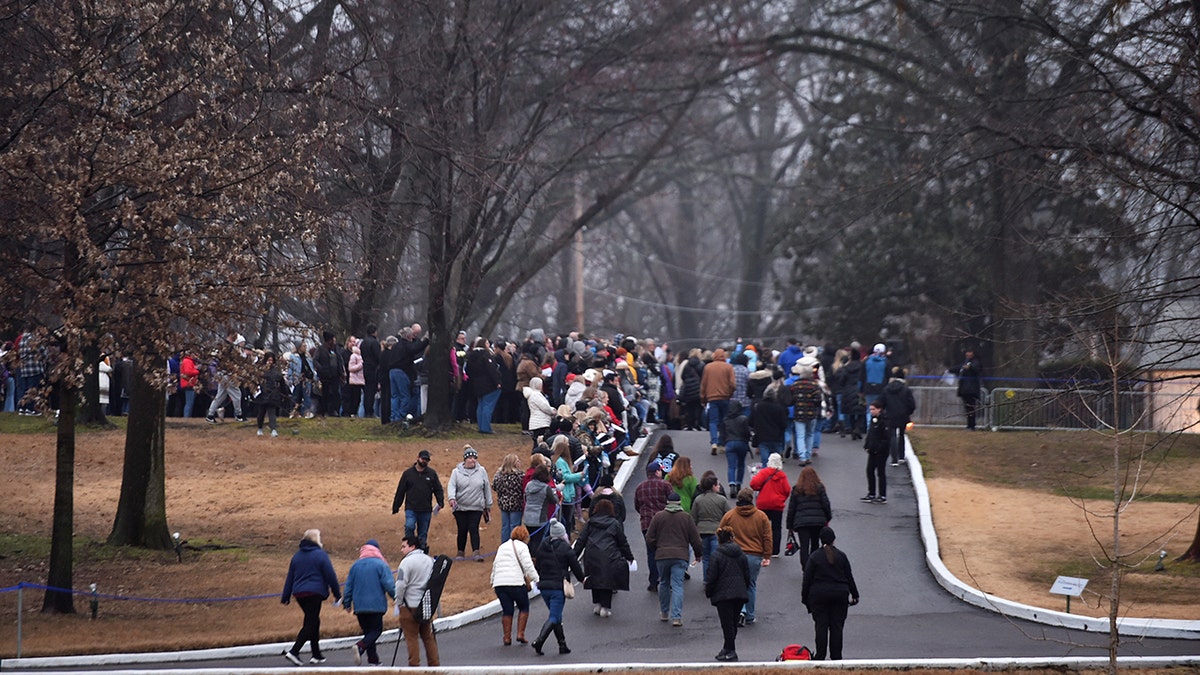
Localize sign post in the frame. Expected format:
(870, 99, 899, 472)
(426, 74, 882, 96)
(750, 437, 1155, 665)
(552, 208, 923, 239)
(1049, 576, 1088, 614)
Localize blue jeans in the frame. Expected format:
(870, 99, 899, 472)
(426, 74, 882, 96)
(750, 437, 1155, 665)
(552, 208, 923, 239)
(743, 554, 763, 621)
(17, 373, 42, 412)
(656, 558, 687, 619)
(404, 510, 432, 549)
(4, 376, 14, 412)
(725, 440, 749, 485)
(499, 510, 522, 543)
(390, 370, 412, 422)
(758, 440, 783, 468)
(706, 399, 731, 446)
(792, 419, 816, 461)
(476, 389, 500, 433)
(540, 587, 566, 623)
(182, 388, 196, 418)
(700, 534, 718, 580)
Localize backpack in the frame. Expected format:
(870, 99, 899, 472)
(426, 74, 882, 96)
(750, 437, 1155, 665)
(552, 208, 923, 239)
(413, 554, 453, 623)
(777, 644, 813, 661)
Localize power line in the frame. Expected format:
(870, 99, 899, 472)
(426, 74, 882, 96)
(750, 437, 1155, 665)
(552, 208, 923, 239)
(584, 285, 829, 316)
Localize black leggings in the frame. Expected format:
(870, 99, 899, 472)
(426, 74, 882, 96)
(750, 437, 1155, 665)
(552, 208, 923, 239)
(290, 595, 324, 657)
(796, 525, 823, 568)
(454, 510, 483, 552)
(716, 599, 742, 652)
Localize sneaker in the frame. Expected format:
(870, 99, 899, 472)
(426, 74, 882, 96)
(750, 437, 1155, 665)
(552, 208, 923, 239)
(898, 458, 907, 464)
(205, 416, 218, 424)
(711, 444, 719, 455)
(257, 429, 264, 436)
(235, 415, 247, 422)
(743, 617, 756, 626)
(860, 494, 875, 502)
(304, 412, 315, 419)
(600, 607, 611, 618)
(309, 656, 326, 665)
(874, 496, 888, 504)
(648, 582, 659, 592)
(271, 429, 278, 438)
(353, 641, 364, 665)
(594, 603, 602, 615)
(891, 461, 900, 466)
(671, 618, 683, 627)
(282, 651, 303, 666)
(660, 612, 669, 622)
(737, 612, 746, 627)
(716, 650, 739, 661)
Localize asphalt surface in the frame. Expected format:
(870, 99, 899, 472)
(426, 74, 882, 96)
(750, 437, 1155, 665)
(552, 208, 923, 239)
(11, 429, 1200, 668)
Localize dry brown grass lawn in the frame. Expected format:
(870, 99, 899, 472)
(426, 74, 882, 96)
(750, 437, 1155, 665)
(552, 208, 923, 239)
(1, 420, 1198, 659)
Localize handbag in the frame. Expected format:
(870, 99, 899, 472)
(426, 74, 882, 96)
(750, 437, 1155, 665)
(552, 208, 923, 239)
(563, 578, 575, 600)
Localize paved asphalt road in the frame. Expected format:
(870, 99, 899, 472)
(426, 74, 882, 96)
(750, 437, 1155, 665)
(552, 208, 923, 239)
(14, 429, 1200, 669)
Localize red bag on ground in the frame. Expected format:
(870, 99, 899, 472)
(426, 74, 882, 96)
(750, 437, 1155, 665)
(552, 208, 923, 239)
(777, 644, 813, 661)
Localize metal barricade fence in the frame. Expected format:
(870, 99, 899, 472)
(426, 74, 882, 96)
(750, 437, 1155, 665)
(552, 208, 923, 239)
(910, 384, 1200, 433)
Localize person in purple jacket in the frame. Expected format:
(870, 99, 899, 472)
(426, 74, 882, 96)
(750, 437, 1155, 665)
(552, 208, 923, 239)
(280, 529, 341, 665)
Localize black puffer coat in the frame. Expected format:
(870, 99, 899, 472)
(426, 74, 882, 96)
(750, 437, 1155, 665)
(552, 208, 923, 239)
(572, 514, 634, 591)
(704, 541, 750, 605)
(535, 535, 584, 592)
(258, 366, 289, 408)
(787, 486, 832, 530)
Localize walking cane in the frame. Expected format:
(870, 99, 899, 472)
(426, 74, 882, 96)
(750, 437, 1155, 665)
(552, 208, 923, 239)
(390, 606, 403, 667)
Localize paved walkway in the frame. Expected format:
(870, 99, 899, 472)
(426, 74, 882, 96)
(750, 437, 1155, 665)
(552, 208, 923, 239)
(9, 429, 1199, 669)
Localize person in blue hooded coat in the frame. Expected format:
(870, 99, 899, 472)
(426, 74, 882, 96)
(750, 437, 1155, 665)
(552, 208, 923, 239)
(342, 539, 396, 666)
(280, 529, 341, 665)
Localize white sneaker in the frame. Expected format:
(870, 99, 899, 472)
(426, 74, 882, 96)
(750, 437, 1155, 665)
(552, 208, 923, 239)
(600, 607, 611, 617)
(257, 429, 264, 436)
(271, 429, 278, 438)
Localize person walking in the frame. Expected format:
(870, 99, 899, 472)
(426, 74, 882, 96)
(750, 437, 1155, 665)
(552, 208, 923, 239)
(718, 487, 771, 626)
(634, 459, 673, 592)
(665, 454, 698, 512)
(802, 526, 860, 660)
(522, 463, 560, 555)
(705, 526, 751, 662)
(645, 491, 703, 626)
(280, 529, 341, 666)
(750, 378, 789, 468)
(881, 367, 916, 466)
(391, 450, 445, 551)
(691, 472, 730, 579)
(572, 499, 635, 618)
(531, 520, 585, 655)
(490, 525, 539, 645)
(749, 452, 791, 558)
(722, 401, 752, 489)
(447, 445, 492, 561)
(394, 535, 440, 666)
(700, 348, 736, 454)
(491, 453, 525, 543)
(787, 466, 833, 567)
(341, 539, 395, 666)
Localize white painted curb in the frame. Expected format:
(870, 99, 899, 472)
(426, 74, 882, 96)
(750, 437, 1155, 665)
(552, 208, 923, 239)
(905, 436, 1200, 639)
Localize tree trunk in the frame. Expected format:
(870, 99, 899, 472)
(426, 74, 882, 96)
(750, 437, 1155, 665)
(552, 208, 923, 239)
(77, 339, 108, 426)
(42, 386, 77, 614)
(108, 360, 172, 549)
(423, 316, 454, 431)
(1177, 511, 1200, 562)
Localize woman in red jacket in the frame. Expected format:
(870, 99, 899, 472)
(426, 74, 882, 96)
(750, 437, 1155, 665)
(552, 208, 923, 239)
(180, 353, 201, 418)
(749, 452, 790, 557)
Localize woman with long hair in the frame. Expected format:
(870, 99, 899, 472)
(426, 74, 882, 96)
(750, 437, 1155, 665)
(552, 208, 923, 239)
(523, 463, 560, 555)
(551, 435, 585, 537)
(572, 499, 634, 617)
(786, 466, 833, 567)
(490, 525, 539, 645)
(665, 454, 698, 512)
(801, 526, 860, 660)
(492, 453, 525, 543)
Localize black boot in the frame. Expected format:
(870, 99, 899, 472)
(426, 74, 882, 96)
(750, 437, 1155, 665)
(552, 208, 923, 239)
(530, 620, 555, 656)
(553, 623, 570, 654)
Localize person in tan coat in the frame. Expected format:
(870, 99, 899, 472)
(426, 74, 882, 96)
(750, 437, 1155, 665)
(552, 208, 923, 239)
(718, 487, 772, 626)
(701, 348, 736, 454)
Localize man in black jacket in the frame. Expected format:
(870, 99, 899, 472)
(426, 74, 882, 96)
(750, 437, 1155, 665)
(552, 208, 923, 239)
(391, 449, 445, 551)
(313, 331, 343, 418)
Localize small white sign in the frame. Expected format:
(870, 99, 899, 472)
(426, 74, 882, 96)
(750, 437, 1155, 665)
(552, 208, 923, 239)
(1050, 576, 1088, 597)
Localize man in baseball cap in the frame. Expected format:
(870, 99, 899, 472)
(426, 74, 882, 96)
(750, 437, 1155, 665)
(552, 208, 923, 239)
(391, 449, 444, 551)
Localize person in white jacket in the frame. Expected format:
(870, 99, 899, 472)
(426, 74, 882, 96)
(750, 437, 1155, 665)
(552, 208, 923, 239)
(524, 376, 555, 448)
(490, 525, 540, 645)
(447, 445, 493, 560)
